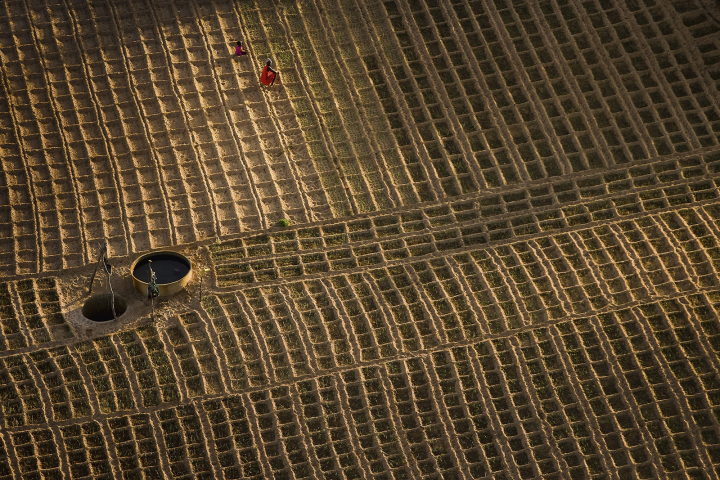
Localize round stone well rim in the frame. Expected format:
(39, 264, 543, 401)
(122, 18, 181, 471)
(130, 250, 193, 297)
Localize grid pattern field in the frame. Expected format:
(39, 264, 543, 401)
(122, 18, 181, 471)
(1, 0, 720, 478)
(0, 0, 718, 274)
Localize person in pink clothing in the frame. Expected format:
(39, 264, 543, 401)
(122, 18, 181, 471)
(235, 41, 246, 56)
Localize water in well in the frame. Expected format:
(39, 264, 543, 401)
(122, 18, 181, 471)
(133, 253, 190, 284)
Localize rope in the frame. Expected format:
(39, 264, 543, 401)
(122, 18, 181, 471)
(87, 242, 108, 295)
(101, 252, 116, 320)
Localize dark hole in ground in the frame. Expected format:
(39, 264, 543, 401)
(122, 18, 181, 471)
(82, 293, 127, 322)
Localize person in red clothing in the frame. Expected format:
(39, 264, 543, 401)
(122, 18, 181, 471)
(260, 59, 277, 86)
(235, 41, 246, 56)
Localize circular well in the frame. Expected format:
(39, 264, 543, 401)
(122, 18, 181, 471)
(130, 251, 193, 297)
(82, 293, 127, 322)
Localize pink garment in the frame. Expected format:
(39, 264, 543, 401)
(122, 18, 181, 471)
(235, 45, 245, 56)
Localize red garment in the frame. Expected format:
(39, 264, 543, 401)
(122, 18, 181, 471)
(261, 65, 276, 86)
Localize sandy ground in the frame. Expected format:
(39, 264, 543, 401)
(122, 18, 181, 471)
(1, 0, 720, 478)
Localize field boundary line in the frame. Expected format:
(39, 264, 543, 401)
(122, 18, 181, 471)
(104, 0, 177, 247)
(143, 0, 222, 241)
(60, 0, 133, 258)
(189, 0, 268, 232)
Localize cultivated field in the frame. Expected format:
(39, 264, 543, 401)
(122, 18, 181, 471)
(1, 0, 720, 478)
